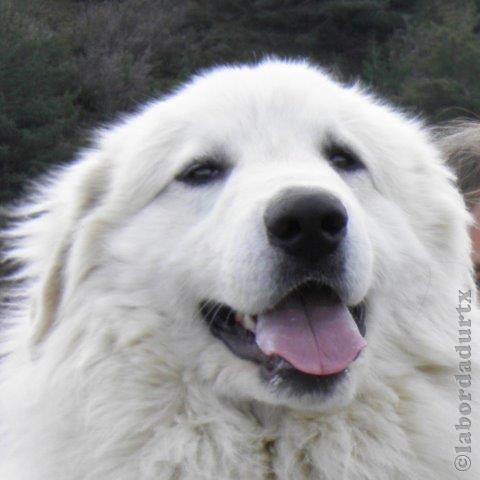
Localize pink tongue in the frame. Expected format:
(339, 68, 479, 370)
(255, 291, 366, 376)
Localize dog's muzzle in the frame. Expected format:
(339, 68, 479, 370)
(199, 188, 368, 396)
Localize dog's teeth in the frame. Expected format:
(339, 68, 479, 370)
(243, 315, 257, 332)
(234, 313, 257, 332)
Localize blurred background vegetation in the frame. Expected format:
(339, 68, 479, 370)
(1, 0, 480, 205)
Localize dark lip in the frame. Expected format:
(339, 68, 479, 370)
(199, 281, 367, 393)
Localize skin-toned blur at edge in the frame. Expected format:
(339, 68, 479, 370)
(440, 122, 480, 288)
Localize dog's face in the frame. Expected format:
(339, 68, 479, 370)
(64, 61, 462, 411)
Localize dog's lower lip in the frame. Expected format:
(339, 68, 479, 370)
(200, 282, 366, 386)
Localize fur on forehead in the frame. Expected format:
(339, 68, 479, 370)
(89, 60, 460, 244)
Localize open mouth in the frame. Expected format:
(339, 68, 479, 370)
(200, 281, 367, 395)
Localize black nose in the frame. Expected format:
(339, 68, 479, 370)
(264, 188, 348, 258)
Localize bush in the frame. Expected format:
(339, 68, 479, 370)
(65, 0, 186, 118)
(0, 1, 78, 204)
(362, 0, 480, 120)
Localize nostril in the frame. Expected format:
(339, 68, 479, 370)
(264, 188, 348, 258)
(273, 217, 302, 242)
(320, 211, 347, 237)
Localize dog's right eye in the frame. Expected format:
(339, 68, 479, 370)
(326, 145, 365, 172)
(176, 160, 227, 186)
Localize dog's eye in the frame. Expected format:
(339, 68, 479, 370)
(176, 160, 226, 186)
(326, 146, 364, 172)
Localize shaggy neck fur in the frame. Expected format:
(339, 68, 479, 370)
(1, 272, 472, 480)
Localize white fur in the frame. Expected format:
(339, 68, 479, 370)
(1, 60, 479, 479)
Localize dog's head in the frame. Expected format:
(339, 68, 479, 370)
(20, 60, 472, 412)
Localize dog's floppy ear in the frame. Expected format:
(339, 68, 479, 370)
(10, 155, 111, 346)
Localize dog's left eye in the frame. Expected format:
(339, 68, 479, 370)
(176, 160, 226, 186)
(326, 146, 365, 172)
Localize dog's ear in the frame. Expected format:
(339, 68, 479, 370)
(11, 156, 112, 346)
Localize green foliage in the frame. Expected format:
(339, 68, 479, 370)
(0, 1, 78, 204)
(178, 0, 406, 76)
(362, 0, 480, 120)
(66, 0, 183, 117)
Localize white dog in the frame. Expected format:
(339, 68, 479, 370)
(1, 60, 479, 479)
